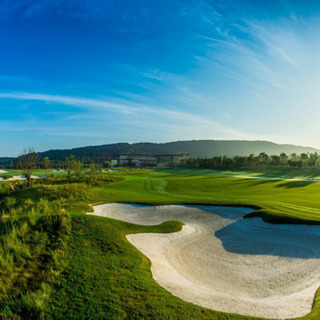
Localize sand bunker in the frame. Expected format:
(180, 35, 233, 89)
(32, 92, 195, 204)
(6, 175, 27, 181)
(0, 169, 8, 174)
(88, 203, 320, 319)
(0, 175, 42, 182)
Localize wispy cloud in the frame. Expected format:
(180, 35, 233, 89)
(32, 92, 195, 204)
(0, 92, 135, 114)
(0, 91, 250, 140)
(192, 1, 310, 94)
(246, 20, 303, 68)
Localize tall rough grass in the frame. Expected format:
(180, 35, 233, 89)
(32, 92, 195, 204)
(0, 172, 123, 318)
(0, 173, 118, 319)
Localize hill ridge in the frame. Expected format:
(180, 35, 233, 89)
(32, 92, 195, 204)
(38, 140, 319, 160)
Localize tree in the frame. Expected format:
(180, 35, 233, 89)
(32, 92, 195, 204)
(247, 154, 257, 167)
(258, 152, 269, 165)
(103, 161, 111, 168)
(290, 153, 298, 161)
(300, 153, 309, 168)
(279, 153, 288, 166)
(73, 159, 82, 176)
(271, 155, 280, 166)
(43, 157, 50, 169)
(308, 152, 319, 167)
(65, 155, 82, 182)
(18, 148, 40, 187)
(89, 162, 98, 173)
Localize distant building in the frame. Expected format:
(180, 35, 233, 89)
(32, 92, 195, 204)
(110, 159, 118, 167)
(111, 153, 189, 167)
(154, 153, 189, 165)
(49, 159, 58, 168)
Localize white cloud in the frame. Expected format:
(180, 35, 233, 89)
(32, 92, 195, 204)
(0, 91, 250, 140)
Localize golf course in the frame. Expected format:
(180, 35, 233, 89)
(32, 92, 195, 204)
(1, 167, 320, 319)
(4, 1, 320, 319)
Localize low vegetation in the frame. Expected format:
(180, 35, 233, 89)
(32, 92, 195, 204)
(0, 172, 122, 319)
(1, 167, 320, 319)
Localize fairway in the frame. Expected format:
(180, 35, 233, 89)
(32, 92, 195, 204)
(83, 168, 320, 319)
(89, 168, 320, 224)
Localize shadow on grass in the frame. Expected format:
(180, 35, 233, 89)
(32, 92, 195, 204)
(252, 168, 320, 180)
(164, 167, 320, 181)
(275, 181, 316, 188)
(228, 179, 278, 187)
(215, 218, 320, 258)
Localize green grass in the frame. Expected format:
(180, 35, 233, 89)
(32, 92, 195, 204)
(89, 168, 320, 224)
(45, 214, 262, 320)
(2, 167, 320, 319)
(156, 167, 320, 180)
(44, 212, 320, 320)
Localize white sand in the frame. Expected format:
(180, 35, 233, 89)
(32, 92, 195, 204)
(0, 175, 42, 182)
(87, 203, 320, 319)
(6, 175, 26, 181)
(0, 169, 8, 174)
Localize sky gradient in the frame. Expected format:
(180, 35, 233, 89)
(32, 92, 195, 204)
(1, 0, 320, 156)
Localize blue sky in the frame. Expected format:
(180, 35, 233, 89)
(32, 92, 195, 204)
(1, 0, 320, 156)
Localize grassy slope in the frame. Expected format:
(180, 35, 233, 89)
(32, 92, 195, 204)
(43, 168, 320, 320)
(47, 214, 261, 320)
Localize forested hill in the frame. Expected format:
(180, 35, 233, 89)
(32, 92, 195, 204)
(0, 157, 16, 167)
(38, 140, 319, 160)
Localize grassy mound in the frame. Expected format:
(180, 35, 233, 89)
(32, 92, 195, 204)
(46, 214, 258, 320)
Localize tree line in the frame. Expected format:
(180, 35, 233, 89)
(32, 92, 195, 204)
(186, 152, 320, 169)
(15, 148, 111, 187)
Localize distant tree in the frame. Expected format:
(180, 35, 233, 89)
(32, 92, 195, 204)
(65, 155, 75, 182)
(300, 153, 309, 168)
(290, 153, 298, 161)
(65, 155, 82, 181)
(89, 162, 96, 173)
(279, 153, 288, 166)
(18, 147, 40, 187)
(103, 161, 111, 168)
(232, 156, 241, 168)
(316, 154, 320, 167)
(73, 159, 82, 176)
(43, 157, 50, 169)
(271, 155, 280, 166)
(247, 154, 257, 167)
(258, 152, 269, 165)
(288, 153, 299, 167)
(308, 152, 319, 167)
(56, 160, 63, 169)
